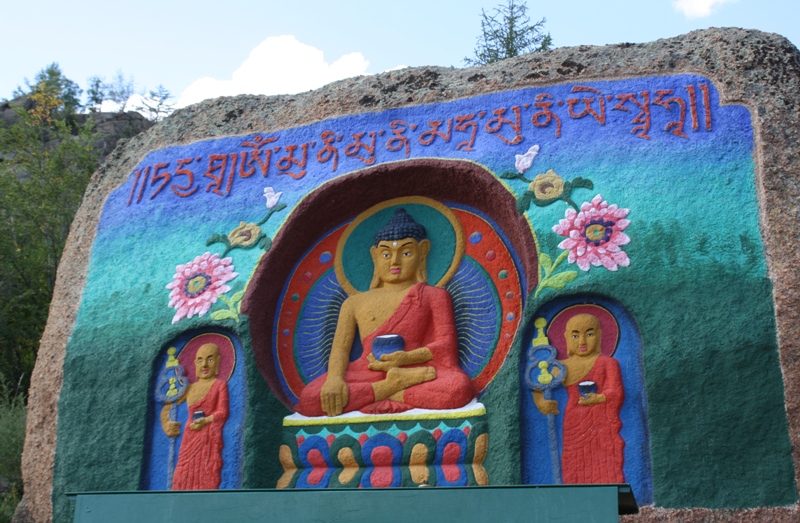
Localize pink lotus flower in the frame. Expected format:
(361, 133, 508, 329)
(166, 252, 239, 324)
(553, 194, 631, 271)
(515, 144, 540, 174)
(264, 187, 283, 209)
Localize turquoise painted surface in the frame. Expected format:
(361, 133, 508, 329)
(52, 75, 795, 522)
(69, 486, 623, 523)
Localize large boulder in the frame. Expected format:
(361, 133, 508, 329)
(21, 28, 800, 523)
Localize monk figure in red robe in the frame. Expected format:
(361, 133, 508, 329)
(161, 343, 229, 489)
(533, 314, 625, 483)
(296, 208, 475, 416)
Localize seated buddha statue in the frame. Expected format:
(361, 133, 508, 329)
(296, 208, 475, 416)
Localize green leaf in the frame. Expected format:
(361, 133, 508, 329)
(273, 202, 287, 212)
(230, 290, 245, 304)
(262, 236, 273, 251)
(532, 196, 558, 207)
(570, 177, 594, 190)
(499, 171, 523, 180)
(210, 309, 238, 321)
(206, 233, 229, 247)
(538, 252, 553, 275)
(218, 295, 231, 306)
(543, 271, 579, 290)
(516, 192, 533, 214)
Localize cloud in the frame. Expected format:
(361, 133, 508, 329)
(99, 93, 144, 114)
(176, 36, 370, 108)
(672, 0, 737, 18)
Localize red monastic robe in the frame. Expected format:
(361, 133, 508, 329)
(561, 354, 625, 484)
(296, 283, 475, 416)
(172, 379, 229, 490)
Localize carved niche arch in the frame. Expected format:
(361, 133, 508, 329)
(242, 159, 538, 407)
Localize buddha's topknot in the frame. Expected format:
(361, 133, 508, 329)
(373, 208, 427, 246)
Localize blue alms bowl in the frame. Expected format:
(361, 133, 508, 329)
(578, 381, 597, 397)
(371, 334, 405, 359)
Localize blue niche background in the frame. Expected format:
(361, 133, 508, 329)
(519, 294, 653, 505)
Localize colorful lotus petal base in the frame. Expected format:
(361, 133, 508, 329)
(277, 414, 489, 489)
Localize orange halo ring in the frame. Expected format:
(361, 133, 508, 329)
(546, 304, 620, 360)
(177, 332, 236, 383)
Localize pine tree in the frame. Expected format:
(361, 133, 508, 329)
(465, 0, 552, 66)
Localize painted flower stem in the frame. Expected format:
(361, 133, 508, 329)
(548, 250, 570, 277)
(534, 249, 575, 299)
(500, 171, 533, 183)
(257, 203, 286, 226)
(210, 290, 244, 323)
(563, 196, 579, 211)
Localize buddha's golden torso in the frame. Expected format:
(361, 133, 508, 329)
(349, 286, 415, 340)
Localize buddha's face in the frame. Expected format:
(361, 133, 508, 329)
(565, 314, 601, 358)
(370, 237, 430, 285)
(195, 343, 221, 381)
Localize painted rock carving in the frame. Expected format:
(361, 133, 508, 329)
(161, 343, 230, 489)
(296, 208, 476, 416)
(533, 314, 625, 483)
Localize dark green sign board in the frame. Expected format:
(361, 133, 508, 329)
(70, 485, 635, 523)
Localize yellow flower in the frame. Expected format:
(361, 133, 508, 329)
(228, 221, 262, 248)
(529, 170, 565, 200)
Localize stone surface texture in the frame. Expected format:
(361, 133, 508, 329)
(20, 27, 800, 522)
(11, 495, 32, 523)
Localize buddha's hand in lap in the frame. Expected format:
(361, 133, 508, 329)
(578, 393, 607, 406)
(367, 352, 408, 371)
(367, 347, 433, 372)
(320, 377, 350, 416)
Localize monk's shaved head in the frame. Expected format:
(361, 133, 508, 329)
(565, 314, 601, 357)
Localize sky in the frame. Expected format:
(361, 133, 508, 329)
(1, 0, 798, 109)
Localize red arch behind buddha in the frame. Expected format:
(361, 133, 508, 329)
(242, 159, 538, 408)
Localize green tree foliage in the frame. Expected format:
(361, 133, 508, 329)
(464, 0, 552, 66)
(13, 63, 83, 116)
(0, 378, 25, 523)
(86, 75, 106, 113)
(0, 71, 98, 396)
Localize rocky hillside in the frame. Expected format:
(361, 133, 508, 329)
(0, 96, 154, 167)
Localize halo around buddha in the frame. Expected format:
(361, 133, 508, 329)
(334, 196, 465, 296)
